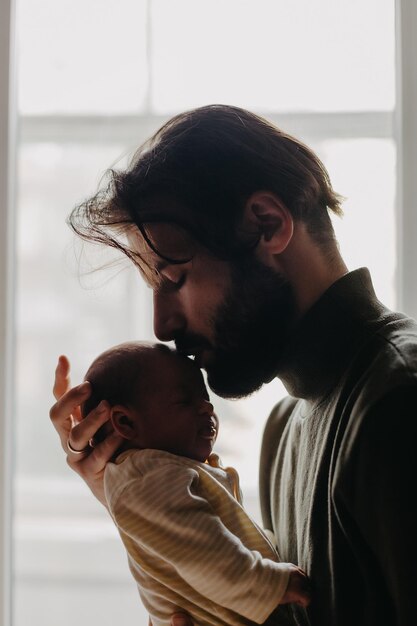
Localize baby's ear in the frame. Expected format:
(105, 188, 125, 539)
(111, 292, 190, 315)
(110, 405, 138, 440)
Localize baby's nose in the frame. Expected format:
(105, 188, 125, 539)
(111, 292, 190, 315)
(199, 399, 214, 415)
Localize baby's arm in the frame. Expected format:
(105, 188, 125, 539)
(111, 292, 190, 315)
(106, 458, 310, 624)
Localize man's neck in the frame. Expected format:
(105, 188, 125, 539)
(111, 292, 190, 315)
(276, 268, 386, 400)
(279, 223, 348, 318)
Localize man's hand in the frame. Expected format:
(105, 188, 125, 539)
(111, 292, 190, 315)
(170, 614, 193, 626)
(49, 355, 123, 506)
(280, 564, 311, 607)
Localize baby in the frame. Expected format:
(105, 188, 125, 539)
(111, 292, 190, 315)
(82, 341, 310, 626)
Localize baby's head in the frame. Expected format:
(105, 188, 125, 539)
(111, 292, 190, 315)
(82, 342, 217, 462)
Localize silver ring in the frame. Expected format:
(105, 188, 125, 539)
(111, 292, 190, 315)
(67, 439, 89, 455)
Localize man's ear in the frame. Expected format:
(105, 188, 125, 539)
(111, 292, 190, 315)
(109, 405, 139, 440)
(241, 191, 294, 263)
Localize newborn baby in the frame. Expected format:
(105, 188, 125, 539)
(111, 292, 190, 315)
(83, 341, 310, 626)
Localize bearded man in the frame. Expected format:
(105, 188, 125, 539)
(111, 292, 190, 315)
(50, 105, 417, 626)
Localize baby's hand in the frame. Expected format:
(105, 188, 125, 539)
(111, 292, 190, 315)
(280, 564, 311, 607)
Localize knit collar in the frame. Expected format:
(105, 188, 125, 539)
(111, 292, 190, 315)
(275, 268, 387, 401)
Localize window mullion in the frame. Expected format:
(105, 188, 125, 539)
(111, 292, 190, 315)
(19, 110, 394, 146)
(395, 0, 417, 318)
(0, 0, 17, 625)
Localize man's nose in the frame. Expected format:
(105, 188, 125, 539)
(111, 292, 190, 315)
(153, 293, 186, 341)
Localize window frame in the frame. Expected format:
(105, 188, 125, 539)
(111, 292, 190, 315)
(395, 0, 417, 318)
(0, 0, 17, 623)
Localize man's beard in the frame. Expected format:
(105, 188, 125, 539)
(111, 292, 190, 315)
(176, 256, 296, 399)
(207, 257, 295, 398)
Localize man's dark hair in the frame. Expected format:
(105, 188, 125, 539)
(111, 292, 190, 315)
(69, 104, 343, 273)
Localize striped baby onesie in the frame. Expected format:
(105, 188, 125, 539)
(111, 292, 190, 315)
(104, 448, 291, 626)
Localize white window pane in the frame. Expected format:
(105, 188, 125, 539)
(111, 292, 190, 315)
(15, 142, 151, 477)
(14, 479, 148, 626)
(151, 0, 395, 114)
(14, 142, 151, 626)
(319, 138, 396, 308)
(17, 0, 148, 114)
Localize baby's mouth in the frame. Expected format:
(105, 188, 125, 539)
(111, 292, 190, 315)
(198, 418, 217, 439)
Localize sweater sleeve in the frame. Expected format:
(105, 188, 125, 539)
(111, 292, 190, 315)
(335, 384, 417, 626)
(106, 459, 291, 624)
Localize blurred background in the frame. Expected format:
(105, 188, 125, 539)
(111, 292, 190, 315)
(1, 0, 411, 624)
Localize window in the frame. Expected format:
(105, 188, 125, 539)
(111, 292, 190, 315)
(2, 1, 415, 625)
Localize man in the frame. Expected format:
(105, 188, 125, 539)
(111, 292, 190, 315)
(50, 104, 417, 626)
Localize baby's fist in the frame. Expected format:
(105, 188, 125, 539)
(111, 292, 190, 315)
(280, 565, 311, 607)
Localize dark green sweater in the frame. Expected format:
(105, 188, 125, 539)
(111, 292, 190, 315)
(260, 268, 417, 626)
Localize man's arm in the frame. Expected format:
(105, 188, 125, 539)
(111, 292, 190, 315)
(259, 396, 297, 532)
(335, 384, 417, 626)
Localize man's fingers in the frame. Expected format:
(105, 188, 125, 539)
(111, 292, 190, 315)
(64, 430, 123, 507)
(67, 400, 111, 452)
(92, 430, 124, 461)
(50, 381, 91, 426)
(68, 431, 123, 473)
(49, 381, 92, 447)
(170, 613, 194, 626)
(49, 361, 119, 506)
(53, 355, 71, 400)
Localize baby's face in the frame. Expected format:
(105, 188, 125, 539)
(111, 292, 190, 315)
(130, 351, 218, 462)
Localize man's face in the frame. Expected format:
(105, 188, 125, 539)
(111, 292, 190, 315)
(129, 224, 295, 398)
